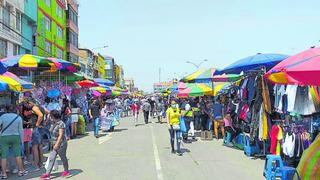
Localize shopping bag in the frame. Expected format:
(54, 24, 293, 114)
(111, 120, 120, 127)
(180, 117, 187, 133)
(45, 157, 58, 171)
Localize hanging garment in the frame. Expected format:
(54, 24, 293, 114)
(274, 85, 286, 112)
(247, 76, 255, 105)
(258, 105, 263, 140)
(285, 85, 298, 113)
(293, 87, 316, 115)
(240, 78, 248, 100)
(276, 125, 283, 155)
(261, 76, 272, 113)
(283, 132, 295, 158)
(262, 110, 268, 140)
(270, 125, 280, 155)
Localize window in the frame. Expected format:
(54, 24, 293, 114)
(45, 41, 51, 54)
(13, 44, 20, 55)
(16, 10, 21, 32)
(57, 48, 63, 58)
(0, 39, 7, 58)
(44, 15, 51, 31)
(56, 5, 62, 18)
(67, 30, 78, 47)
(2, 3, 11, 30)
(68, 7, 78, 25)
(44, 0, 50, 7)
(57, 26, 63, 39)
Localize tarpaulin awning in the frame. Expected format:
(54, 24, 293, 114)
(221, 53, 288, 74)
(265, 47, 320, 86)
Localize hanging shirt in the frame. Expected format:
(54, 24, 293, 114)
(270, 125, 279, 155)
(286, 85, 298, 112)
(293, 87, 316, 115)
(283, 132, 295, 158)
(274, 85, 286, 112)
(276, 125, 283, 155)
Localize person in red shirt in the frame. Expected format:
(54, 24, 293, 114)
(132, 99, 140, 126)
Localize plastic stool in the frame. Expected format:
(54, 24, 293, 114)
(244, 136, 260, 156)
(224, 131, 231, 144)
(280, 166, 296, 180)
(263, 155, 284, 180)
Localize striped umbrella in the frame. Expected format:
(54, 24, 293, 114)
(0, 54, 54, 69)
(181, 68, 218, 83)
(213, 74, 242, 82)
(178, 83, 213, 98)
(76, 80, 99, 87)
(0, 72, 33, 92)
(296, 134, 320, 179)
(47, 58, 80, 72)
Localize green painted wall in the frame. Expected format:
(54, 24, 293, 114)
(37, 0, 66, 59)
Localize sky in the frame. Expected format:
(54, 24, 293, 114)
(78, 0, 320, 92)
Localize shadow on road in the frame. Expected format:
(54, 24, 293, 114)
(46, 169, 83, 179)
(112, 128, 128, 132)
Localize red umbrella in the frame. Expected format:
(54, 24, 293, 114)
(76, 80, 99, 87)
(265, 47, 320, 85)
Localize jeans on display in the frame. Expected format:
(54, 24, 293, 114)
(93, 117, 100, 136)
(143, 110, 149, 124)
(169, 127, 181, 152)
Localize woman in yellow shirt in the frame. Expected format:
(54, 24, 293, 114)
(166, 100, 182, 156)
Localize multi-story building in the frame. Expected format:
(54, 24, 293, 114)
(35, 0, 67, 59)
(93, 53, 105, 78)
(104, 55, 115, 83)
(114, 64, 124, 88)
(0, 0, 24, 58)
(124, 78, 134, 92)
(66, 0, 78, 63)
(21, 0, 37, 54)
(78, 48, 93, 78)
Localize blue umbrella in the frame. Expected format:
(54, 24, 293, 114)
(94, 78, 115, 86)
(0, 62, 6, 74)
(221, 53, 289, 74)
(0, 80, 8, 91)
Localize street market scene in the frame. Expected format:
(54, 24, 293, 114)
(0, 0, 319, 180)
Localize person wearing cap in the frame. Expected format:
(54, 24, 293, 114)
(166, 100, 182, 156)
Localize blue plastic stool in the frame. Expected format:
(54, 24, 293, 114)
(280, 166, 296, 180)
(223, 131, 231, 144)
(235, 133, 245, 145)
(263, 155, 284, 180)
(244, 136, 260, 156)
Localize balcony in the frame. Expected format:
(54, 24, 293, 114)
(67, 20, 78, 34)
(67, 0, 79, 13)
(66, 42, 79, 55)
(0, 23, 22, 45)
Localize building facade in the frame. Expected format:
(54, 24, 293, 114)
(78, 48, 94, 78)
(104, 55, 115, 83)
(66, 0, 78, 63)
(93, 53, 105, 78)
(124, 78, 134, 92)
(20, 0, 37, 54)
(0, 0, 24, 58)
(36, 0, 67, 59)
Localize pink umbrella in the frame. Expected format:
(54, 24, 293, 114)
(265, 47, 320, 85)
(178, 82, 187, 89)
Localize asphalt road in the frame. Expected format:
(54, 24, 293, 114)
(12, 115, 265, 180)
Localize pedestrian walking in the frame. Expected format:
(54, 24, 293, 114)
(166, 100, 182, 156)
(89, 98, 101, 138)
(40, 110, 69, 179)
(142, 99, 151, 124)
(0, 104, 28, 179)
(213, 99, 225, 139)
(70, 100, 80, 139)
(132, 99, 140, 126)
(181, 99, 194, 143)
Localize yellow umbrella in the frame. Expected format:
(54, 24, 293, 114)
(0, 75, 22, 92)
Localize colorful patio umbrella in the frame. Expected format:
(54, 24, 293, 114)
(213, 82, 231, 96)
(213, 74, 242, 82)
(295, 134, 320, 180)
(65, 73, 85, 82)
(265, 47, 320, 85)
(90, 86, 111, 94)
(0, 72, 33, 92)
(0, 54, 54, 69)
(76, 80, 99, 87)
(94, 78, 115, 86)
(47, 58, 80, 72)
(0, 61, 6, 74)
(221, 53, 288, 74)
(178, 83, 213, 98)
(181, 68, 218, 83)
